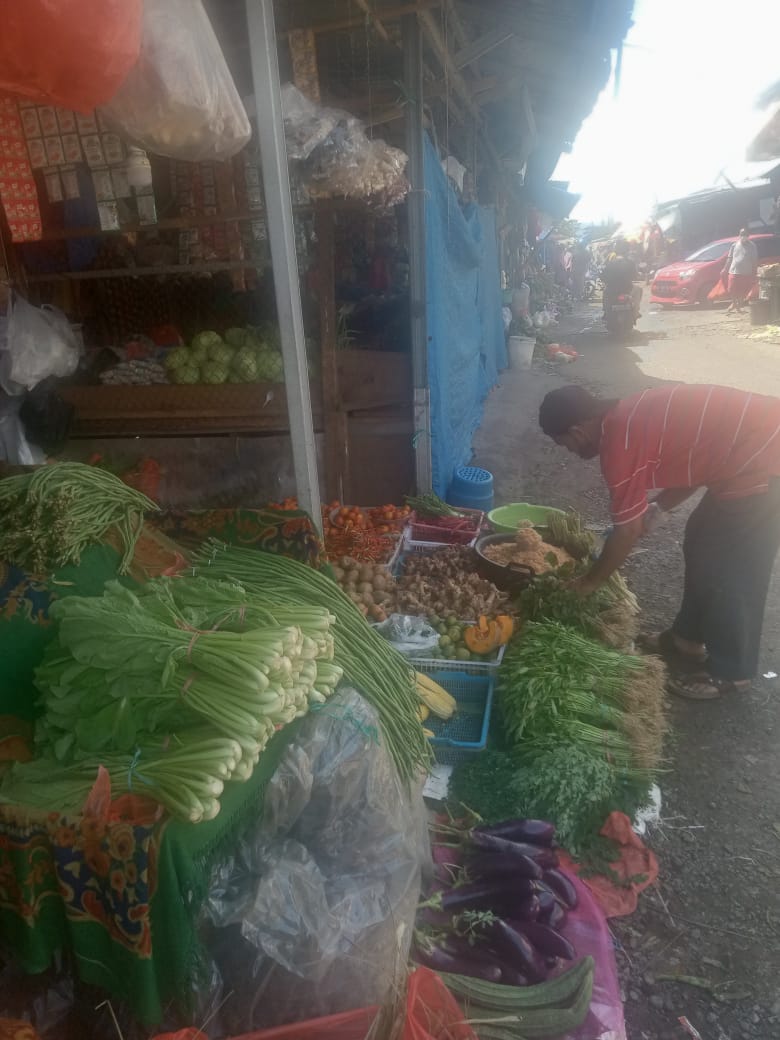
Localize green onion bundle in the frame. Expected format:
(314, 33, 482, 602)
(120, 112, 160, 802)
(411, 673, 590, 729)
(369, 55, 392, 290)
(0, 462, 156, 573)
(191, 539, 431, 784)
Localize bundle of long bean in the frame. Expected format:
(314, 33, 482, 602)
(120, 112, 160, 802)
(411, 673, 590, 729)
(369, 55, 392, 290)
(192, 539, 431, 783)
(14, 576, 343, 822)
(499, 621, 667, 771)
(0, 462, 156, 573)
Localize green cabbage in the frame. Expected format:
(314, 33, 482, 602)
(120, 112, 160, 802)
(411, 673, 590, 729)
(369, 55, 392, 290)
(170, 363, 200, 385)
(224, 327, 248, 348)
(232, 347, 258, 383)
(209, 342, 234, 365)
(200, 361, 230, 385)
(164, 346, 190, 371)
(191, 331, 223, 362)
(255, 349, 284, 382)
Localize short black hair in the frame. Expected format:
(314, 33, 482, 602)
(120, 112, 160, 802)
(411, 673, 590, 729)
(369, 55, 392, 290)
(539, 385, 604, 437)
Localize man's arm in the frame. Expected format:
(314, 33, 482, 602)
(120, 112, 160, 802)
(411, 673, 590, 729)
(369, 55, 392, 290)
(574, 517, 644, 596)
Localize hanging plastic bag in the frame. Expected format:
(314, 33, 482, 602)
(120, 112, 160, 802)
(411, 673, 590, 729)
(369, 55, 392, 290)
(0, 294, 80, 395)
(99, 0, 251, 162)
(0, 1, 141, 112)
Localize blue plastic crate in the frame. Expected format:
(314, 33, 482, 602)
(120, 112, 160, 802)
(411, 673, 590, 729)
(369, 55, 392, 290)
(425, 669, 494, 765)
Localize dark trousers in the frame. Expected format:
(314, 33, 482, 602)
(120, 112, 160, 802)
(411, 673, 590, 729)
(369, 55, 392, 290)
(672, 482, 780, 679)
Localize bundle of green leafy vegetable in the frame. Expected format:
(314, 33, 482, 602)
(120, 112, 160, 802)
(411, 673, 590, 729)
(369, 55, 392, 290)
(499, 621, 667, 771)
(450, 746, 651, 861)
(191, 539, 431, 784)
(1, 575, 341, 823)
(0, 461, 155, 573)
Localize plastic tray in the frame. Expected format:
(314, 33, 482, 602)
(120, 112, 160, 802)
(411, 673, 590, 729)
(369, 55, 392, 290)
(425, 669, 494, 765)
(409, 508, 484, 546)
(414, 641, 506, 676)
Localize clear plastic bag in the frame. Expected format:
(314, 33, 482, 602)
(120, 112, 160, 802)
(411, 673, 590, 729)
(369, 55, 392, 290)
(0, 294, 80, 395)
(99, 0, 250, 162)
(281, 83, 408, 205)
(199, 688, 427, 1034)
(373, 613, 440, 657)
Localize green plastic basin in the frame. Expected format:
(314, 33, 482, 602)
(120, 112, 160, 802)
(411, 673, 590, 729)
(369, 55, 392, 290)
(487, 503, 566, 533)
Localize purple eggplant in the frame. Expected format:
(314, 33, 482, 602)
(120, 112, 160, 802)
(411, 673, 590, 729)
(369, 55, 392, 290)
(514, 895, 541, 922)
(470, 831, 558, 867)
(545, 956, 560, 970)
(515, 920, 575, 961)
(413, 942, 502, 982)
(437, 935, 502, 971)
(543, 869, 578, 910)
(469, 850, 542, 881)
(547, 901, 567, 930)
(438, 878, 534, 912)
(479, 918, 547, 982)
(536, 889, 556, 921)
(475, 819, 556, 847)
(500, 967, 530, 986)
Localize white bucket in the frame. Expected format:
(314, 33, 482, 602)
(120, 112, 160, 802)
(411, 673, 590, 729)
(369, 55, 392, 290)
(508, 335, 535, 370)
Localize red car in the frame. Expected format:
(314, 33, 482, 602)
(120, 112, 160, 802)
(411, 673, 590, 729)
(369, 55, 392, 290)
(650, 233, 780, 306)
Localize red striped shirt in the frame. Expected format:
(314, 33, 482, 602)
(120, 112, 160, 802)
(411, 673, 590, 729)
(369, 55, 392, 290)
(600, 384, 780, 525)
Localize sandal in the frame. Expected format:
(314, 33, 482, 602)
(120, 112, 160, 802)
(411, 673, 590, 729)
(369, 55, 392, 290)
(668, 673, 750, 701)
(639, 630, 707, 667)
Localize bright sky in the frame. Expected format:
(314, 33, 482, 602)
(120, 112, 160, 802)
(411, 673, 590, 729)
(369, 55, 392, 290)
(554, 0, 780, 226)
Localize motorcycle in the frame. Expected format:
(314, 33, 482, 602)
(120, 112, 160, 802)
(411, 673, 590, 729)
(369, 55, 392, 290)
(604, 289, 636, 338)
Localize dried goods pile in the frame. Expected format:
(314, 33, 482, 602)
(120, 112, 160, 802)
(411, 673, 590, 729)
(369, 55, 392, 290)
(397, 546, 511, 618)
(483, 524, 574, 574)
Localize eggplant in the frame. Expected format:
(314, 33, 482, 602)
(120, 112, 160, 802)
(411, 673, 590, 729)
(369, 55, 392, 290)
(536, 889, 556, 921)
(479, 918, 547, 982)
(474, 819, 556, 847)
(513, 895, 541, 922)
(438, 878, 533, 912)
(500, 967, 530, 987)
(547, 901, 567, 930)
(469, 850, 542, 881)
(543, 869, 578, 910)
(470, 831, 558, 867)
(438, 935, 502, 972)
(416, 906, 458, 929)
(413, 942, 502, 982)
(514, 920, 576, 961)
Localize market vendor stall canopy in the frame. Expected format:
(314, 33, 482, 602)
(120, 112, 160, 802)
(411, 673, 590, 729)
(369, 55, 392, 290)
(748, 80, 780, 161)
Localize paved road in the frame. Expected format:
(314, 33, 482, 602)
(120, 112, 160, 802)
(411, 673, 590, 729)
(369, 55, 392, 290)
(474, 301, 780, 1040)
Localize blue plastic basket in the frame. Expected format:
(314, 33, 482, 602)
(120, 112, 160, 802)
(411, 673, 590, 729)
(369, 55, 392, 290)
(447, 466, 494, 511)
(425, 669, 494, 765)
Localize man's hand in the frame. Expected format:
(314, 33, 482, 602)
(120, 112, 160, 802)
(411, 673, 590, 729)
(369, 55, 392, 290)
(569, 574, 599, 598)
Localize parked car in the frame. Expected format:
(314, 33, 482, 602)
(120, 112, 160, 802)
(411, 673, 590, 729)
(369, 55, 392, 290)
(650, 234, 780, 306)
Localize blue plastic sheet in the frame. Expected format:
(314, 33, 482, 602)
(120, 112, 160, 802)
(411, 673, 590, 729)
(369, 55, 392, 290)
(424, 136, 506, 495)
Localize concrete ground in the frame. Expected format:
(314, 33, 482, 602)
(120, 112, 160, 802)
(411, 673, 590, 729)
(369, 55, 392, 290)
(473, 301, 780, 1040)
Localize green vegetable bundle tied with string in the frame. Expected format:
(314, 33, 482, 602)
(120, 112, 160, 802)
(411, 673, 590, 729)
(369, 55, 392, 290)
(191, 539, 431, 784)
(0, 461, 156, 573)
(499, 621, 667, 771)
(1, 575, 342, 823)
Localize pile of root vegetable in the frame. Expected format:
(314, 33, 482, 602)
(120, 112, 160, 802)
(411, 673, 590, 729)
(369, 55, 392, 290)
(413, 815, 596, 1039)
(329, 546, 512, 625)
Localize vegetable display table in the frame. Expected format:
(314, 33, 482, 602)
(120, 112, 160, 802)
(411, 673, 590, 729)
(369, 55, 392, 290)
(0, 507, 326, 1024)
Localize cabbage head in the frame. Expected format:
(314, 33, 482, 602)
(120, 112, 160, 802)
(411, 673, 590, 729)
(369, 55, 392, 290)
(170, 363, 200, 385)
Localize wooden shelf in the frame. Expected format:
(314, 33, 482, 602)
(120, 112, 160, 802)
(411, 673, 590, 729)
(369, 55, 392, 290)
(59, 382, 322, 437)
(27, 260, 269, 283)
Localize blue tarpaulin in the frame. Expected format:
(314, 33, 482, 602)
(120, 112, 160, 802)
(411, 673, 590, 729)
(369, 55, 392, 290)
(424, 136, 507, 496)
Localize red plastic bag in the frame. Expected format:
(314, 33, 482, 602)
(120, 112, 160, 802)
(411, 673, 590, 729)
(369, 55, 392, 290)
(402, 968, 477, 1040)
(0, 1, 142, 112)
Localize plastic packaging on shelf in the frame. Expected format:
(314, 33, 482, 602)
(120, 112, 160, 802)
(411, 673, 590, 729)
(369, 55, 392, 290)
(0, 294, 80, 395)
(197, 688, 428, 1035)
(281, 84, 409, 206)
(99, 0, 250, 162)
(0, 393, 44, 465)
